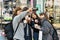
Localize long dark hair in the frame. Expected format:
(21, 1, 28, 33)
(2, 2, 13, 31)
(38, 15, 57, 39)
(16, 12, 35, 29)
(31, 13, 40, 24)
(31, 13, 39, 19)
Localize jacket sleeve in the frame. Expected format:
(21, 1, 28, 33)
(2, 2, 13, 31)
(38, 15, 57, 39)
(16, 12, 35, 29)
(13, 11, 28, 31)
(13, 11, 28, 23)
(41, 21, 53, 35)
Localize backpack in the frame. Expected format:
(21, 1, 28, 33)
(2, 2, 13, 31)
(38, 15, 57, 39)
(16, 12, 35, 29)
(4, 21, 14, 40)
(4, 19, 22, 40)
(52, 26, 59, 40)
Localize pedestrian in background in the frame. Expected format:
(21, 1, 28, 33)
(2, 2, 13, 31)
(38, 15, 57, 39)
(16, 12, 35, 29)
(4, 7, 22, 40)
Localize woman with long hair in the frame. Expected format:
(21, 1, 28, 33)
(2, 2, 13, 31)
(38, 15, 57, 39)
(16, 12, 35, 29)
(30, 12, 40, 40)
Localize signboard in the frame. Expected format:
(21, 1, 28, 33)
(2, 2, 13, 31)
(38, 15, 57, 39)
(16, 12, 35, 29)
(36, 0, 44, 15)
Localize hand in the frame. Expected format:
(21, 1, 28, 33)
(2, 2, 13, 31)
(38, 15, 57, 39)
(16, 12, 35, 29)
(1, 32, 6, 37)
(35, 19, 38, 23)
(34, 24, 41, 30)
(25, 15, 29, 20)
(27, 8, 32, 13)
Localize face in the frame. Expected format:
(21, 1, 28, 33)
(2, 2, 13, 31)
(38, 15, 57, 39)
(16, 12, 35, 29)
(17, 10, 22, 15)
(32, 14, 37, 19)
(39, 15, 45, 20)
(25, 15, 31, 21)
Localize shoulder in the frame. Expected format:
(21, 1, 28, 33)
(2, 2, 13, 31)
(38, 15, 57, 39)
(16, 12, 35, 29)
(13, 16, 19, 23)
(43, 20, 49, 24)
(13, 16, 18, 20)
(43, 20, 52, 26)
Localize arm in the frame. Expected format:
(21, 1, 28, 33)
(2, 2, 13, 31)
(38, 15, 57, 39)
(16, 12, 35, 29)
(13, 11, 28, 31)
(14, 11, 28, 23)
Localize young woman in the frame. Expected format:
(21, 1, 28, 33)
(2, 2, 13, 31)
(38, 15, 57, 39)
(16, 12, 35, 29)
(24, 15, 32, 40)
(30, 13, 40, 40)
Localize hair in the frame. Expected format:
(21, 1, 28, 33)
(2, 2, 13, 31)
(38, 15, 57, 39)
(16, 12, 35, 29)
(22, 7, 29, 11)
(39, 13, 48, 20)
(31, 13, 39, 20)
(31, 13, 41, 25)
(13, 7, 21, 18)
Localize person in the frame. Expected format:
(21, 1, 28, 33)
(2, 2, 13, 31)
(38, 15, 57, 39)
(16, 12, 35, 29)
(24, 15, 32, 40)
(13, 7, 32, 40)
(30, 13, 40, 40)
(4, 7, 22, 40)
(38, 13, 54, 40)
(22, 7, 32, 40)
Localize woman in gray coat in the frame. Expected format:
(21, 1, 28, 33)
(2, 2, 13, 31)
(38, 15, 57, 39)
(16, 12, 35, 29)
(37, 13, 54, 40)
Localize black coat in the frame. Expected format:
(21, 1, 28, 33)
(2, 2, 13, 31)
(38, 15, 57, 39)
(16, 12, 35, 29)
(30, 20, 40, 40)
(24, 23, 32, 40)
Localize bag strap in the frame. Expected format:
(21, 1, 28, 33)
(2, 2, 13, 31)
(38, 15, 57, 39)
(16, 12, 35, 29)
(14, 20, 21, 35)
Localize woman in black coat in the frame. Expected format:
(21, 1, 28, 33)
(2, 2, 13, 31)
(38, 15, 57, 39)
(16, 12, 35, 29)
(24, 15, 32, 40)
(30, 13, 40, 40)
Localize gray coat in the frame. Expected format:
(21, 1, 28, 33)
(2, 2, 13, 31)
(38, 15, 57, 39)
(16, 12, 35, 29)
(13, 11, 28, 40)
(41, 18, 54, 40)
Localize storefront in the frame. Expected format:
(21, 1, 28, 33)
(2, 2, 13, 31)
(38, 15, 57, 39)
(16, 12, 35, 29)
(45, 0, 60, 23)
(54, 0, 60, 23)
(45, 0, 54, 23)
